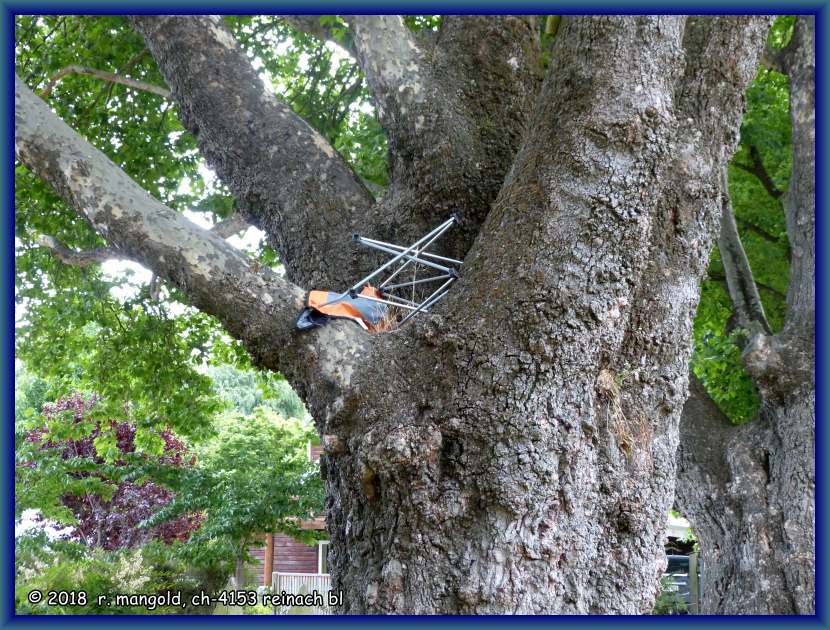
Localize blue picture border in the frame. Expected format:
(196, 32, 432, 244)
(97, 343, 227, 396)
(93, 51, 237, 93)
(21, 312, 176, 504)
(1, 2, 826, 628)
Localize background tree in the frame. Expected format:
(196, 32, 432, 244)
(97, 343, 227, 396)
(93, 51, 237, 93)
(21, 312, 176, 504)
(207, 363, 305, 418)
(15, 384, 320, 613)
(16, 392, 201, 548)
(676, 15, 815, 614)
(15, 391, 207, 615)
(145, 408, 324, 588)
(14, 15, 788, 613)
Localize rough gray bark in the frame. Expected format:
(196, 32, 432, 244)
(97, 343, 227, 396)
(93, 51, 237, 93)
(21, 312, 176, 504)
(319, 16, 768, 614)
(17, 15, 771, 614)
(679, 380, 815, 614)
(676, 15, 815, 615)
(128, 15, 376, 290)
(359, 15, 544, 262)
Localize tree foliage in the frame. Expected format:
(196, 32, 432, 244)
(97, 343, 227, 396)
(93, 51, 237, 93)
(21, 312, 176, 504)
(16, 392, 201, 547)
(16, 385, 322, 609)
(145, 408, 324, 569)
(13, 14, 383, 454)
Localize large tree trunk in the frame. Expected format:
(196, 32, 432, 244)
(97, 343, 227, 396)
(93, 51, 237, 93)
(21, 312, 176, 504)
(318, 16, 769, 613)
(16, 15, 771, 613)
(676, 16, 815, 615)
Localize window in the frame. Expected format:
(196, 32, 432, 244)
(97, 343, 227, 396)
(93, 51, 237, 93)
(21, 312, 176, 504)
(318, 540, 330, 575)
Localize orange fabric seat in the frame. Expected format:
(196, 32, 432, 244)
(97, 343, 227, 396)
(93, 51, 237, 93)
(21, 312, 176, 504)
(298, 286, 388, 331)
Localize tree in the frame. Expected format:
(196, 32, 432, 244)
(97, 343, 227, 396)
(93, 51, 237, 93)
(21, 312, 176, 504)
(15, 15, 778, 613)
(676, 16, 815, 614)
(207, 363, 305, 419)
(16, 389, 322, 610)
(145, 408, 324, 588)
(16, 392, 201, 549)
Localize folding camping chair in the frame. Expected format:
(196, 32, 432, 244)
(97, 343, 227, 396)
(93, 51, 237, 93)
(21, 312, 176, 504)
(296, 216, 462, 332)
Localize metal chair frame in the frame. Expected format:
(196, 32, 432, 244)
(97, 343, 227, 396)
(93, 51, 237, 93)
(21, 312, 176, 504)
(322, 216, 462, 328)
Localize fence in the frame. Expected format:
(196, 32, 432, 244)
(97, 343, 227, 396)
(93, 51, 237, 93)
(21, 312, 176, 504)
(271, 572, 332, 615)
(663, 553, 702, 614)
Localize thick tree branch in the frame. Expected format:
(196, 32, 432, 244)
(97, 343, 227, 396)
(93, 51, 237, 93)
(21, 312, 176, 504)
(41, 64, 171, 99)
(717, 167, 773, 336)
(743, 16, 815, 403)
(613, 15, 772, 390)
(362, 15, 542, 266)
(36, 234, 120, 267)
(15, 75, 366, 421)
(453, 15, 693, 378)
(210, 212, 250, 239)
(348, 16, 425, 126)
(613, 24, 771, 596)
(679, 370, 815, 615)
(432, 16, 542, 142)
(129, 15, 376, 291)
(17, 73, 295, 328)
(733, 143, 783, 198)
(778, 16, 815, 350)
(677, 20, 815, 616)
(677, 17, 772, 165)
(677, 374, 735, 493)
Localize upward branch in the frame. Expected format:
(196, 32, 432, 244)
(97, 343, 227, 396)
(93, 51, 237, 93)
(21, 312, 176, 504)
(677, 374, 736, 494)
(717, 167, 773, 336)
(347, 15, 542, 264)
(743, 16, 815, 402)
(778, 16, 815, 347)
(348, 16, 425, 128)
(129, 15, 376, 291)
(41, 64, 171, 99)
(15, 75, 366, 415)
